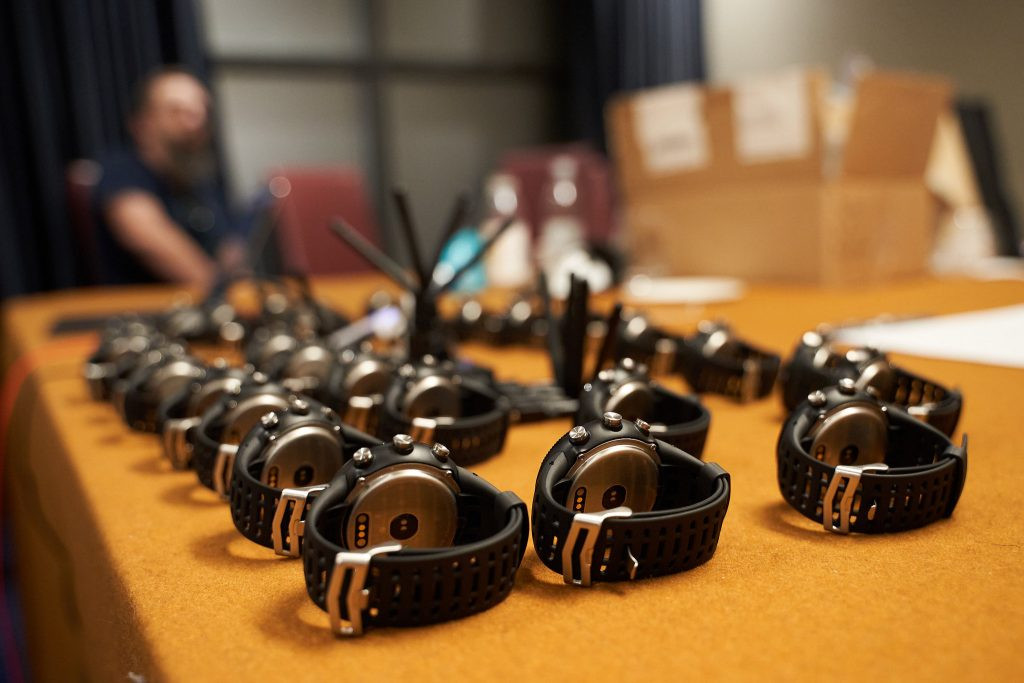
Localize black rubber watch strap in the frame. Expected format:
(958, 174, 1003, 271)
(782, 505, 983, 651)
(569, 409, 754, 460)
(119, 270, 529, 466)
(576, 383, 710, 458)
(303, 474, 527, 633)
(776, 405, 968, 534)
(378, 383, 510, 467)
(677, 339, 780, 402)
(531, 438, 730, 584)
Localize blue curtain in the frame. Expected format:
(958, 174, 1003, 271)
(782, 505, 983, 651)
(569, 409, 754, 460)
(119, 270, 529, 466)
(0, 0, 208, 299)
(561, 0, 706, 152)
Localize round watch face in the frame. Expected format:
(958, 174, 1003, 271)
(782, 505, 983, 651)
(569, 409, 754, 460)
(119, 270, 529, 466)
(344, 358, 392, 398)
(283, 344, 333, 385)
(564, 438, 660, 514)
(187, 375, 244, 417)
(807, 401, 888, 467)
(149, 359, 204, 405)
(258, 424, 344, 489)
(402, 374, 461, 419)
(853, 358, 897, 399)
(604, 380, 655, 422)
(343, 465, 459, 550)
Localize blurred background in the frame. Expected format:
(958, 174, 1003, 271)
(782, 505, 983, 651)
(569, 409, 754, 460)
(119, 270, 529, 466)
(1, 0, 1021, 300)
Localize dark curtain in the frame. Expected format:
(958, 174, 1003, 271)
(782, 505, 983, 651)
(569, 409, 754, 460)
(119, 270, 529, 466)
(560, 0, 706, 151)
(0, 0, 207, 300)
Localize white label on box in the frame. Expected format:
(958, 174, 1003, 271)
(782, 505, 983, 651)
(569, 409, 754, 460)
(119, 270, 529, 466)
(733, 69, 811, 163)
(632, 84, 709, 174)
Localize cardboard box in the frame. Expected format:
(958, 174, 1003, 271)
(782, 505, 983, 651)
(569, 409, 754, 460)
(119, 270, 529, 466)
(607, 69, 952, 284)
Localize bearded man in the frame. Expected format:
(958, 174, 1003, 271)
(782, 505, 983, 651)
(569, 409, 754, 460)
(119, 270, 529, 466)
(94, 66, 246, 287)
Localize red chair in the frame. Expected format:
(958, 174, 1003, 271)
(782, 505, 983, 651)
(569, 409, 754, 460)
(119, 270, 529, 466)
(66, 159, 103, 284)
(497, 144, 618, 244)
(269, 166, 379, 276)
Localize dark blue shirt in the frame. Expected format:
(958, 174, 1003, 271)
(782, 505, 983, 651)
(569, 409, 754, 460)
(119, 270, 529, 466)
(93, 149, 236, 285)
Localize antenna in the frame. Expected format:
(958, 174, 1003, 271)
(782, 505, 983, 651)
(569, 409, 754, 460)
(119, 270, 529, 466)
(538, 272, 564, 389)
(328, 218, 417, 292)
(392, 189, 428, 288)
(426, 193, 470, 286)
(430, 215, 514, 296)
(590, 303, 623, 382)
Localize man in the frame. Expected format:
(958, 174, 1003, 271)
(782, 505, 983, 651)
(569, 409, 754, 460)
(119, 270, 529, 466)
(94, 66, 246, 287)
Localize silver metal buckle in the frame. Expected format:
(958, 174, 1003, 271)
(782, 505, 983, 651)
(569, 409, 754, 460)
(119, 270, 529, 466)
(326, 544, 402, 636)
(343, 395, 380, 434)
(272, 484, 328, 557)
(651, 338, 678, 376)
(409, 416, 437, 444)
(561, 506, 632, 586)
(739, 358, 759, 403)
(822, 463, 889, 534)
(212, 443, 238, 501)
(162, 416, 201, 470)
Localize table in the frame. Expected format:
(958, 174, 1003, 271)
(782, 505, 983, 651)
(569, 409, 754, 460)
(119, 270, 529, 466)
(3, 275, 1023, 682)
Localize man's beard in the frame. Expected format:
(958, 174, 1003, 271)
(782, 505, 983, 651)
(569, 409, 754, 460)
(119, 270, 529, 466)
(164, 141, 216, 190)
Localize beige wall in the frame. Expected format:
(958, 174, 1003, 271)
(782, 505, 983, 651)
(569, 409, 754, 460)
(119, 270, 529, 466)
(705, 0, 1024, 210)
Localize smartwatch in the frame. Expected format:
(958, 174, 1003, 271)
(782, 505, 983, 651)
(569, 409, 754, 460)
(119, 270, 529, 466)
(578, 357, 711, 458)
(377, 358, 510, 466)
(263, 338, 338, 401)
(324, 346, 395, 434)
(83, 317, 166, 401)
(776, 379, 968, 534)
(192, 374, 294, 499)
(115, 346, 206, 432)
(780, 329, 963, 437)
(616, 317, 780, 402)
(228, 397, 380, 556)
(157, 361, 250, 470)
(532, 412, 730, 586)
(301, 434, 528, 636)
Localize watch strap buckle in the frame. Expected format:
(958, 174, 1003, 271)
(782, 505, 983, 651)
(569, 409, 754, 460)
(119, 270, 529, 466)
(272, 484, 328, 557)
(162, 416, 201, 470)
(561, 506, 632, 586)
(739, 358, 760, 403)
(409, 416, 437, 444)
(343, 394, 382, 435)
(326, 544, 402, 636)
(212, 443, 238, 501)
(822, 463, 889, 534)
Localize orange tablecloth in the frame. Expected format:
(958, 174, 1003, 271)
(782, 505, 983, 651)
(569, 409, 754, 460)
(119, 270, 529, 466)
(3, 275, 1023, 681)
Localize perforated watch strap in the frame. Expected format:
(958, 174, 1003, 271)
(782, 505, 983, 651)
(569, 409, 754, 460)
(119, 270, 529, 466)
(193, 405, 227, 490)
(776, 406, 968, 533)
(378, 384, 510, 467)
(677, 339, 780, 402)
(531, 439, 730, 583)
(576, 384, 710, 458)
(302, 476, 528, 631)
(780, 353, 962, 436)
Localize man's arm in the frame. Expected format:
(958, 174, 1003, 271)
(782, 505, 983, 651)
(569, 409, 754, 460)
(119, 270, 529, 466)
(104, 191, 218, 288)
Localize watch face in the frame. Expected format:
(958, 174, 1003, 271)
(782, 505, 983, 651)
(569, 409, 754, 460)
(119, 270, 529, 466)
(604, 380, 655, 422)
(344, 465, 459, 550)
(344, 357, 392, 398)
(259, 424, 344, 489)
(149, 359, 204, 405)
(402, 374, 461, 419)
(187, 375, 244, 417)
(564, 438, 660, 514)
(807, 401, 888, 467)
(283, 344, 333, 383)
(853, 357, 897, 399)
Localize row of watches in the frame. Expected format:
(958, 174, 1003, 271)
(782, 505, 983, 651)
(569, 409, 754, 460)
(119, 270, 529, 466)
(83, 302, 968, 637)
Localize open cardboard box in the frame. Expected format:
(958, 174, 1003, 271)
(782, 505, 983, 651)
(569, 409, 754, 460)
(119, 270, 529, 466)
(607, 68, 952, 284)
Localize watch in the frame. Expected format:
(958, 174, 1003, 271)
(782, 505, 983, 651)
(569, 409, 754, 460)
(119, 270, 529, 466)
(83, 317, 166, 401)
(776, 378, 968, 534)
(578, 357, 711, 458)
(157, 361, 250, 470)
(377, 358, 510, 466)
(780, 329, 963, 437)
(192, 374, 295, 499)
(262, 338, 338, 401)
(324, 346, 396, 434)
(532, 412, 731, 587)
(616, 316, 780, 402)
(114, 345, 206, 432)
(228, 397, 380, 556)
(301, 434, 528, 636)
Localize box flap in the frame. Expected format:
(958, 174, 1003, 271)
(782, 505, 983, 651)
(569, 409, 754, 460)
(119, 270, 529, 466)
(841, 70, 952, 178)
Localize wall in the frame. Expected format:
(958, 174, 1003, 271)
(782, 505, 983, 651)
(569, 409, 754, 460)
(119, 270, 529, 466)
(705, 0, 1024, 210)
(197, 0, 557, 261)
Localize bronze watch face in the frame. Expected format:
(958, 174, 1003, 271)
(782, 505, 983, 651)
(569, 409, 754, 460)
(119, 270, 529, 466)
(564, 439, 660, 514)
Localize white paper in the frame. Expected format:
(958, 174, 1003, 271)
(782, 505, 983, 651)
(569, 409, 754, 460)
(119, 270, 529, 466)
(732, 68, 812, 164)
(632, 84, 709, 174)
(834, 304, 1024, 369)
